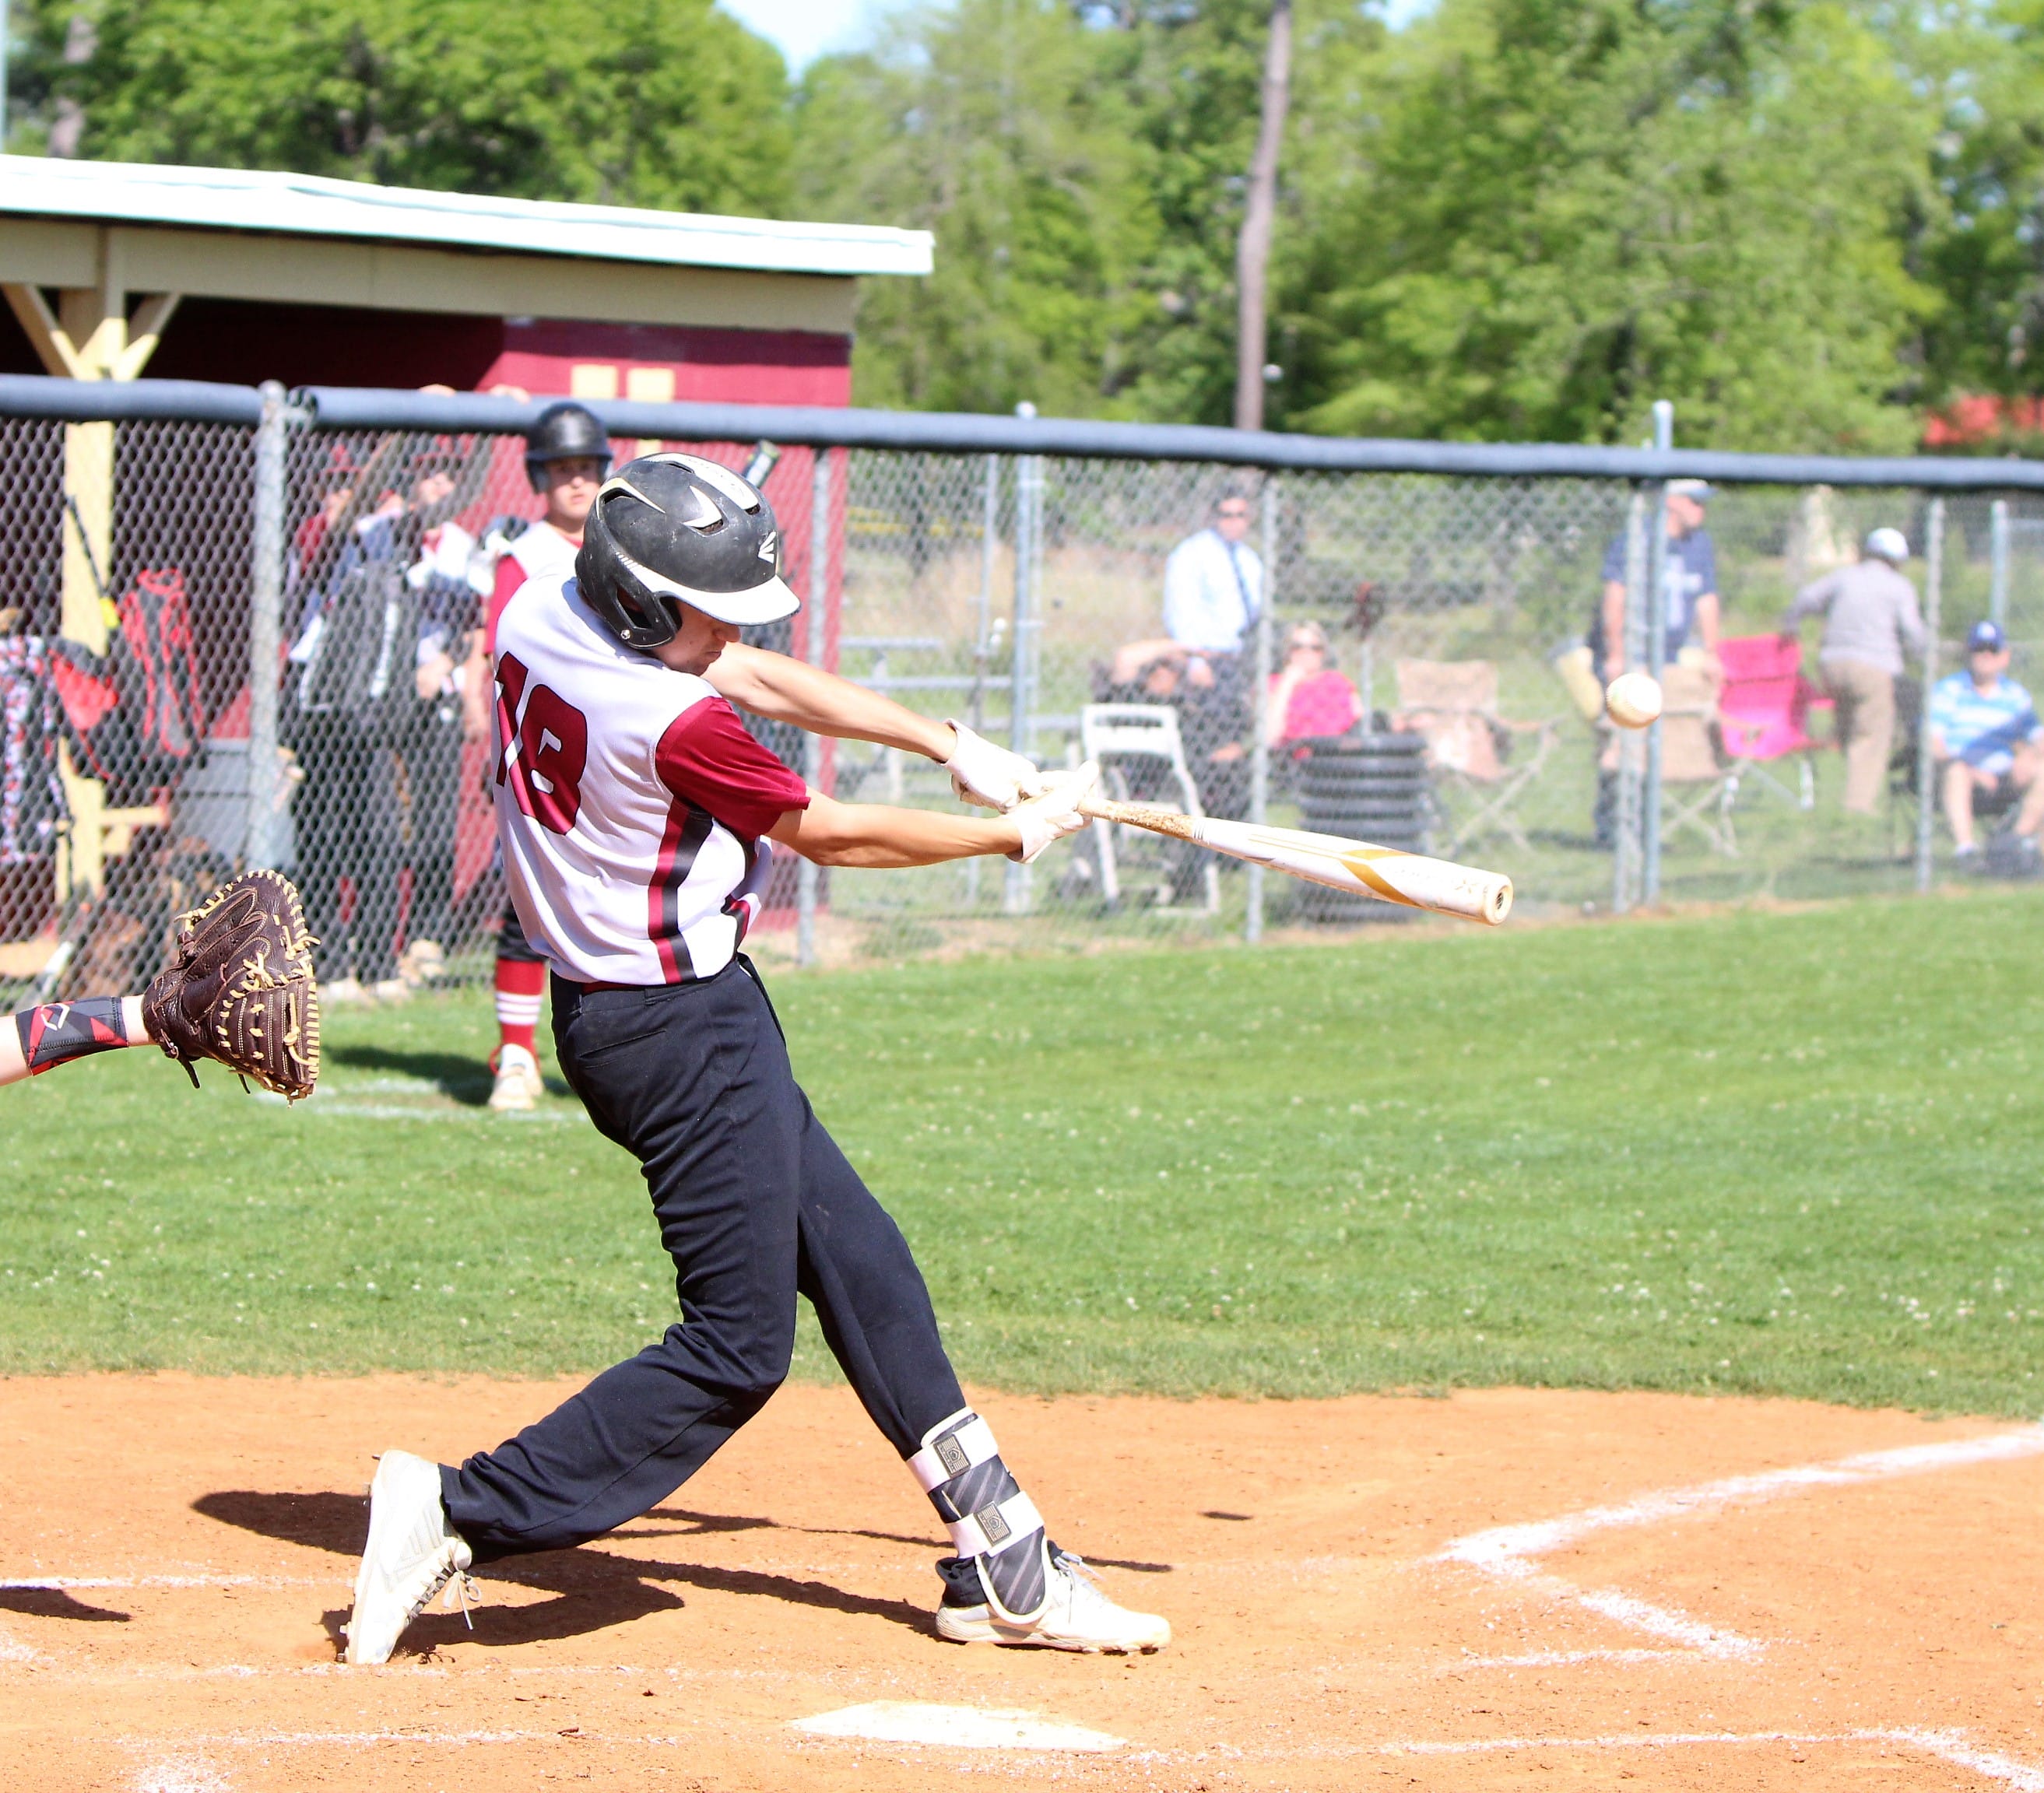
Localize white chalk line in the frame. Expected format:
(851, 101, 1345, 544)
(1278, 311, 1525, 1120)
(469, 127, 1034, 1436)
(793, 1702, 1124, 1753)
(124, 1751, 233, 1793)
(0, 1626, 39, 1664)
(0, 1574, 342, 1591)
(1438, 1423, 2044, 1660)
(1374, 1727, 2044, 1789)
(251, 1089, 586, 1125)
(1441, 1647, 1683, 1670)
(102, 1722, 2044, 1785)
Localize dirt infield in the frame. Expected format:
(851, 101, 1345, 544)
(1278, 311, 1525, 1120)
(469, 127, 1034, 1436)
(4, 1377, 2042, 1791)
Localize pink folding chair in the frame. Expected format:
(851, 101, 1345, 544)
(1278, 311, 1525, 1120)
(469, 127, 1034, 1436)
(1714, 633, 1832, 812)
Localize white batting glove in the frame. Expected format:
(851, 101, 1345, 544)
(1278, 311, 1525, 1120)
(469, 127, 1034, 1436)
(1006, 761, 1100, 864)
(945, 720, 1048, 811)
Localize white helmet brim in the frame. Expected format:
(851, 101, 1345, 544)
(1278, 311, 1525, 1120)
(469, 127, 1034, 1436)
(611, 542, 801, 626)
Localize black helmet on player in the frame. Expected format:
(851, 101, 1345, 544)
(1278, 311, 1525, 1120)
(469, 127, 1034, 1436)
(574, 452, 799, 650)
(524, 402, 612, 493)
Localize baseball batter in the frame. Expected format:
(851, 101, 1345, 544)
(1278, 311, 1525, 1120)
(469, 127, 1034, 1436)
(346, 454, 1168, 1665)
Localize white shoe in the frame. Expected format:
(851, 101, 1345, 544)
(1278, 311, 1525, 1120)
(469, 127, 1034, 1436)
(345, 1450, 472, 1666)
(488, 1044, 543, 1113)
(935, 1549, 1169, 1652)
(371, 977, 413, 1006)
(400, 939, 445, 988)
(321, 976, 367, 1007)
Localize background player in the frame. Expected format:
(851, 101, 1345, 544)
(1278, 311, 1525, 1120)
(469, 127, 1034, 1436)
(462, 402, 611, 1112)
(346, 454, 1168, 1666)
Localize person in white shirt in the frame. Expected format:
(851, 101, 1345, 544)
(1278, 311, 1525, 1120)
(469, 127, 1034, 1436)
(1108, 491, 1263, 827)
(1114, 491, 1263, 689)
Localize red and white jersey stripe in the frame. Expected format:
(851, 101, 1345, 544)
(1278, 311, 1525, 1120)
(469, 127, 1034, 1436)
(492, 574, 810, 987)
(486, 519, 581, 657)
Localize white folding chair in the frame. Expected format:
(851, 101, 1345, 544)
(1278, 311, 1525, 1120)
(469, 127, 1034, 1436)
(1079, 704, 1219, 913)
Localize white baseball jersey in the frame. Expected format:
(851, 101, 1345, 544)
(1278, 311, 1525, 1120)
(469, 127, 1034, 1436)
(486, 519, 581, 656)
(492, 574, 810, 986)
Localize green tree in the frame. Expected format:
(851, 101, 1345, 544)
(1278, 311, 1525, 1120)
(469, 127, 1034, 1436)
(12, 0, 791, 216)
(792, 0, 1378, 419)
(792, 0, 1163, 416)
(1911, 0, 2044, 426)
(1284, 0, 1944, 451)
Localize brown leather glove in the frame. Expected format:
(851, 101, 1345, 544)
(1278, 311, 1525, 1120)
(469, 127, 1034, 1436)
(143, 869, 320, 1100)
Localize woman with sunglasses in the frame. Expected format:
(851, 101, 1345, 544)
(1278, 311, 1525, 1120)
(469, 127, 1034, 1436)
(1266, 620, 1363, 748)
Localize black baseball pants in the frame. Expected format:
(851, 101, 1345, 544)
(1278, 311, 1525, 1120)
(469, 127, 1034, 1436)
(441, 961, 968, 1561)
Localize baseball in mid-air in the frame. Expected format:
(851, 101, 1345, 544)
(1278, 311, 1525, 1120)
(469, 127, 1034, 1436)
(1605, 671, 1663, 729)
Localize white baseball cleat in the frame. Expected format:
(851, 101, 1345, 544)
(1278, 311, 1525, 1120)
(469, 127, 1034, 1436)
(488, 1044, 543, 1112)
(344, 1449, 472, 1665)
(936, 1549, 1170, 1652)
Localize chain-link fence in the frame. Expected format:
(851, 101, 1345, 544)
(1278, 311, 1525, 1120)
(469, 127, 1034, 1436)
(0, 377, 2039, 1005)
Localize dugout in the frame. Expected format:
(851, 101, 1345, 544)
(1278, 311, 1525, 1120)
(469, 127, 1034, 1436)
(0, 156, 928, 923)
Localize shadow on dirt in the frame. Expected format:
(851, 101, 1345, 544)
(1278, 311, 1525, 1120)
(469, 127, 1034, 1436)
(0, 1588, 130, 1623)
(195, 1488, 933, 1658)
(634, 1505, 1171, 1573)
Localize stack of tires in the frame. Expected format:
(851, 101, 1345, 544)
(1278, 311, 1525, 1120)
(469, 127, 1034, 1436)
(1291, 732, 1430, 924)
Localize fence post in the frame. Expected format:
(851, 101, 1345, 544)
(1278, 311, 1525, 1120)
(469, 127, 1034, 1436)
(1006, 405, 1039, 915)
(1916, 496, 1945, 894)
(1246, 479, 1277, 942)
(1613, 490, 1648, 913)
(1642, 399, 1672, 905)
(963, 453, 999, 911)
(974, 453, 999, 739)
(797, 447, 831, 967)
(244, 380, 290, 871)
(1991, 497, 2010, 631)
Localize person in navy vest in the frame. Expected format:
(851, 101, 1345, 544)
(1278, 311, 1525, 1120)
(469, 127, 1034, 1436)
(1589, 479, 1722, 847)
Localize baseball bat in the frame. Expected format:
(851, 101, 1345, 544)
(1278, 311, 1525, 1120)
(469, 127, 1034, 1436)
(1080, 799, 1513, 925)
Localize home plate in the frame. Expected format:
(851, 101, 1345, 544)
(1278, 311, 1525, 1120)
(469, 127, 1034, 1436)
(792, 1701, 1125, 1752)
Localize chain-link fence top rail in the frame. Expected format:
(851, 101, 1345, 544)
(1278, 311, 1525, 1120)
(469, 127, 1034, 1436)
(1, 372, 2041, 999)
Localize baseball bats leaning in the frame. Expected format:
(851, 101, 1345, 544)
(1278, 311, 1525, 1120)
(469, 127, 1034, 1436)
(1078, 799, 1513, 925)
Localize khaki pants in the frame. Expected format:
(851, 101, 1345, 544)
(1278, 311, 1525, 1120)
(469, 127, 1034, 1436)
(1821, 656, 1896, 815)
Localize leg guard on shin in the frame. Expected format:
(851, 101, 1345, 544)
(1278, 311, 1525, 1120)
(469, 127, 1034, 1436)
(911, 1408, 1051, 1625)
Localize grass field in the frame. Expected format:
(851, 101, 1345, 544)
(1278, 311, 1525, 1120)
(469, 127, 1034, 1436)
(4, 888, 2041, 1416)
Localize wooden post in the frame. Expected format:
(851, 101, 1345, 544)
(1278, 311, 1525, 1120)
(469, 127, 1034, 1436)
(2, 251, 181, 902)
(1234, 0, 1293, 433)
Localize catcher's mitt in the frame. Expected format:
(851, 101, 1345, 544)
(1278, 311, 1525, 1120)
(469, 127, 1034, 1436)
(144, 870, 320, 1100)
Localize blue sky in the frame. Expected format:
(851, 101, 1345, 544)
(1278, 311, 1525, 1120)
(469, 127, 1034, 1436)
(719, 0, 1436, 75)
(718, 0, 883, 72)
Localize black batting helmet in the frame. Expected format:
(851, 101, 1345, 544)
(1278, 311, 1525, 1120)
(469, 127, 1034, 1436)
(524, 402, 612, 493)
(574, 453, 798, 650)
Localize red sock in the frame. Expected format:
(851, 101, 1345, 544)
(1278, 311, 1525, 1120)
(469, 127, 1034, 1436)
(493, 958, 546, 1058)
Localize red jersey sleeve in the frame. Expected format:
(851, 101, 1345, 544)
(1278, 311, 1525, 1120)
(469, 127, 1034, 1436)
(654, 696, 811, 839)
(485, 554, 526, 658)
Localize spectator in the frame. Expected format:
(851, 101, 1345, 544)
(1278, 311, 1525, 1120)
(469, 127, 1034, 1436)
(289, 441, 486, 1002)
(1589, 478, 1720, 846)
(1103, 490, 1264, 827)
(388, 446, 493, 988)
(1928, 619, 2044, 865)
(1266, 621, 1363, 747)
(1779, 526, 1926, 816)
(1164, 489, 1263, 668)
(1110, 489, 1263, 692)
(1591, 478, 1720, 682)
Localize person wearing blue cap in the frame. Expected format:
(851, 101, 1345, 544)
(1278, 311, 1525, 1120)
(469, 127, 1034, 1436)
(1589, 479, 1719, 845)
(1927, 619, 2044, 865)
(1591, 479, 1720, 682)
